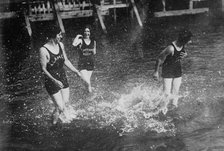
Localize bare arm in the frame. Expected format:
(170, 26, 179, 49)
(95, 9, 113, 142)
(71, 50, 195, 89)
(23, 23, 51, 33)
(153, 45, 174, 80)
(39, 47, 63, 88)
(60, 42, 81, 76)
(72, 34, 83, 47)
(154, 45, 174, 72)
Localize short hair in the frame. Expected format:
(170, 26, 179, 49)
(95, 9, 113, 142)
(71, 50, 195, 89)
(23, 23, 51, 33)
(46, 25, 61, 40)
(178, 29, 192, 44)
(83, 25, 92, 32)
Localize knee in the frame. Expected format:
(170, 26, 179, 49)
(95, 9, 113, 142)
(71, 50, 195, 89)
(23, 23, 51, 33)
(64, 98, 69, 104)
(163, 89, 171, 96)
(171, 89, 179, 95)
(57, 106, 64, 113)
(163, 85, 171, 94)
(163, 93, 171, 98)
(57, 101, 66, 112)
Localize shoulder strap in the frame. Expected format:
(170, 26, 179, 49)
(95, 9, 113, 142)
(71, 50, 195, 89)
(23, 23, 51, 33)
(42, 46, 52, 55)
(171, 43, 176, 51)
(58, 43, 63, 54)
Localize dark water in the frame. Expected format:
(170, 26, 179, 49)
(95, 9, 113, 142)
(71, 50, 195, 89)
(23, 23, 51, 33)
(1, 10, 224, 151)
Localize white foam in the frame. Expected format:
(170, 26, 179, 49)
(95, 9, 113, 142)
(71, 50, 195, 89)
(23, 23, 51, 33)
(56, 84, 180, 134)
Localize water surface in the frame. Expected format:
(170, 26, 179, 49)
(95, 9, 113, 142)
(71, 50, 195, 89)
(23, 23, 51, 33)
(1, 13, 224, 151)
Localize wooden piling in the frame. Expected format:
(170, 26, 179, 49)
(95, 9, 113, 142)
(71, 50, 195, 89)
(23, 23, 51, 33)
(51, 0, 65, 33)
(96, 5, 107, 34)
(130, 0, 143, 27)
(1, 0, 210, 37)
(113, 0, 117, 24)
(23, 1, 32, 36)
(162, 0, 166, 12)
(222, 0, 224, 11)
(189, 0, 193, 10)
(154, 0, 209, 17)
(24, 12, 32, 36)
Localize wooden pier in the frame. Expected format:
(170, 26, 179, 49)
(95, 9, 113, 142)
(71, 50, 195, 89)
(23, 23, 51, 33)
(154, 0, 209, 17)
(0, 0, 211, 36)
(22, 0, 143, 35)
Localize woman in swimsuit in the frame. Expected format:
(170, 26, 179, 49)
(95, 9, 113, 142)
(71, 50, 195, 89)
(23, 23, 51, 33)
(72, 25, 96, 93)
(153, 29, 192, 108)
(39, 25, 81, 124)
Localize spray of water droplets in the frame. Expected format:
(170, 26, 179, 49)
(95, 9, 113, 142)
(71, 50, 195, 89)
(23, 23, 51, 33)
(56, 84, 179, 135)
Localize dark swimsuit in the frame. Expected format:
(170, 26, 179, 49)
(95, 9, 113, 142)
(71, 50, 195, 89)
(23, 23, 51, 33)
(162, 43, 185, 78)
(78, 39, 95, 71)
(44, 44, 69, 95)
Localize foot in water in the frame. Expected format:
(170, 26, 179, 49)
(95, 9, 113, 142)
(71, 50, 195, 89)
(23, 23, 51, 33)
(52, 110, 60, 125)
(59, 109, 73, 123)
(88, 86, 92, 93)
(171, 96, 179, 108)
(172, 99, 178, 108)
(88, 85, 96, 93)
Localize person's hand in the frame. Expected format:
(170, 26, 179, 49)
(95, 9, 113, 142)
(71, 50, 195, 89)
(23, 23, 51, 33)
(76, 34, 83, 39)
(180, 51, 187, 59)
(54, 79, 64, 88)
(153, 71, 160, 81)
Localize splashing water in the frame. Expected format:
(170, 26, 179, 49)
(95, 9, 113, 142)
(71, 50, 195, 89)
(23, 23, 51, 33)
(55, 84, 179, 135)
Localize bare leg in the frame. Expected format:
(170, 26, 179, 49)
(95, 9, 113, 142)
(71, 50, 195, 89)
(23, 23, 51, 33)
(61, 87, 71, 120)
(86, 71, 93, 92)
(162, 78, 173, 113)
(51, 92, 65, 112)
(51, 91, 65, 124)
(171, 77, 182, 107)
(52, 108, 59, 125)
(61, 87, 70, 105)
(163, 78, 172, 96)
(80, 70, 93, 92)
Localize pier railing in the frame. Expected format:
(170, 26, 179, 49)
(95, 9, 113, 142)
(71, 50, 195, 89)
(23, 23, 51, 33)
(0, 0, 210, 36)
(22, 0, 139, 35)
(26, 0, 93, 21)
(154, 0, 209, 17)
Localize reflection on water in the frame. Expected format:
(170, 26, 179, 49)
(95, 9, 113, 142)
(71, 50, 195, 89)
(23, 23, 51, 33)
(1, 13, 224, 150)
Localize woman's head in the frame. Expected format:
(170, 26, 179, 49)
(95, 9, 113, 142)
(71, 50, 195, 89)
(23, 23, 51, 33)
(46, 25, 61, 41)
(83, 25, 91, 38)
(178, 29, 192, 45)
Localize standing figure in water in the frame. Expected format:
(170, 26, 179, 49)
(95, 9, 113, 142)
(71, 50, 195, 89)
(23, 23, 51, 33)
(72, 25, 96, 93)
(39, 25, 81, 124)
(153, 29, 192, 108)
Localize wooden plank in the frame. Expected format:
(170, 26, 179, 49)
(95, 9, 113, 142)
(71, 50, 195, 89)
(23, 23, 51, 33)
(0, 0, 25, 4)
(154, 8, 209, 17)
(24, 11, 32, 36)
(113, 0, 117, 24)
(162, 0, 166, 11)
(116, 0, 122, 4)
(52, 1, 65, 33)
(60, 10, 93, 18)
(103, 0, 123, 4)
(192, 0, 208, 1)
(101, 3, 129, 9)
(46, 1, 51, 13)
(58, 3, 93, 11)
(189, 0, 193, 10)
(0, 12, 17, 19)
(29, 10, 93, 21)
(130, 0, 143, 27)
(96, 6, 107, 34)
